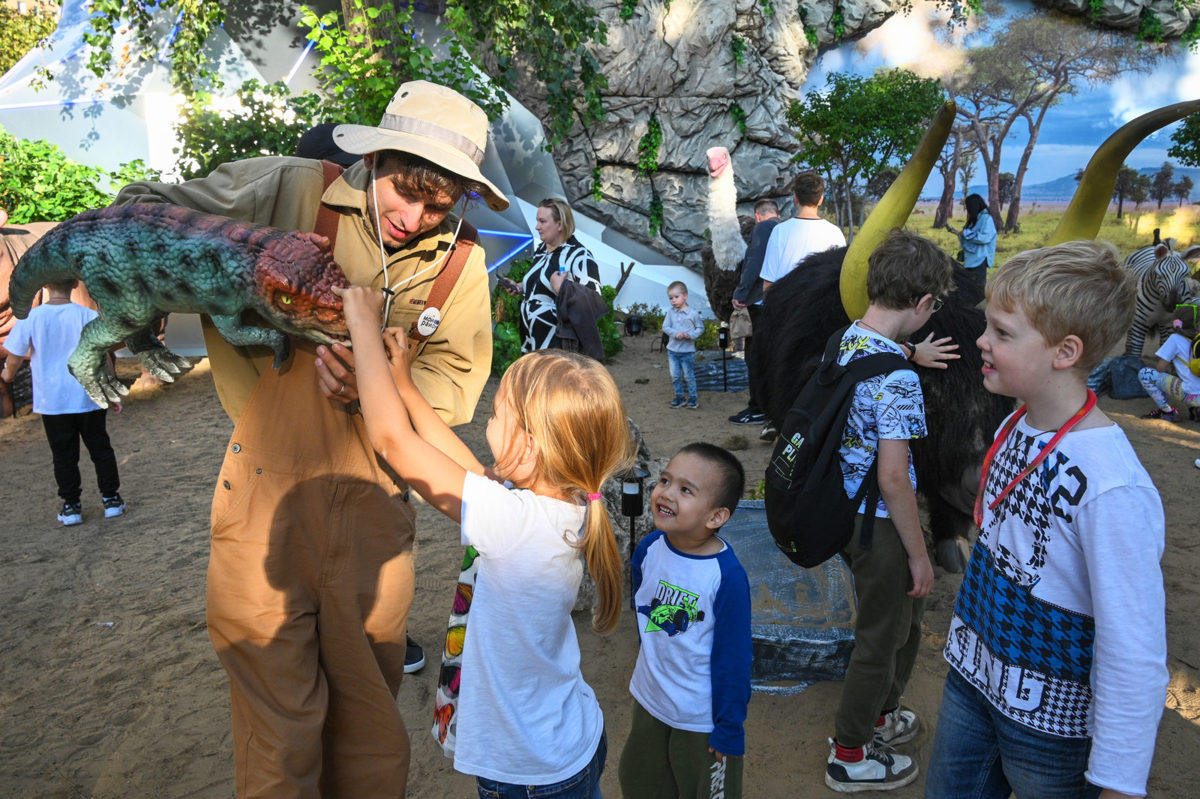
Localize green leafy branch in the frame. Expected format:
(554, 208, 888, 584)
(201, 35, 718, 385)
(636, 113, 663, 176)
(731, 102, 747, 135)
(731, 34, 747, 67)
(648, 191, 664, 237)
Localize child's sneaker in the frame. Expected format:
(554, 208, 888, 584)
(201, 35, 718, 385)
(826, 741, 917, 793)
(669, 397, 685, 408)
(102, 495, 126, 518)
(873, 708, 920, 748)
(686, 398, 699, 410)
(1142, 407, 1179, 421)
(57, 502, 83, 526)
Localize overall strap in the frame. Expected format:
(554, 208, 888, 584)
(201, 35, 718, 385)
(408, 220, 479, 343)
(314, 160, 345, 248)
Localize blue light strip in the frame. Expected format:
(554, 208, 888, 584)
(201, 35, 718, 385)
(284, 20, 323, 86)
(159, 11, 184, 62)
(475, 228, 535, 273)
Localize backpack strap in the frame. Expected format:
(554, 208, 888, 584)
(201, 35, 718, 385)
(408, 220, 479, 344)
(314, 160, 344, 249)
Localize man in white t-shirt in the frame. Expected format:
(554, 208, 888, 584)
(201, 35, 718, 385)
(1137, 330, 1200, 421)
(755, 171, 846, 441)
(759, 171, 846, 292)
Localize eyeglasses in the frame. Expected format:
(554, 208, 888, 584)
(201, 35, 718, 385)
(932, 296, 945, 313)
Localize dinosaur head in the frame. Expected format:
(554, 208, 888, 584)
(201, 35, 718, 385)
(253, 231, 351, 344)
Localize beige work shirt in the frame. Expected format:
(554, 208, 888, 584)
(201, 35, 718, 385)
(113, 156, 492, 425)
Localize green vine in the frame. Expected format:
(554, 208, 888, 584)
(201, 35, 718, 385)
(1137, 8, 1165, 43)
(620, 0, 639, 21)
(1088, 0, 1105, 24)
(759, 0, 775, 18)
(832, 9, 846, 41)
(730, 102, 748, 136)
(648, 191, 664, 237)
(804, 26, 819, 48)
(592, 164, 604, 202)
(636, 113, 663, 176)
(731, 34, 747, 67)
(1183, 17, 1200, 51)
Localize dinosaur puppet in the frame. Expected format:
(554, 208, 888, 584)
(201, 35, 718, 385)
(8, 203, 351, 408)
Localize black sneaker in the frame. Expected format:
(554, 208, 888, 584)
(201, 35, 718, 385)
(728, 407, 766, 425)
(404, 635, 425, 674)
(759, 422, 778, 442)
(669, 397, 685, 409)
(102, 494, 126, 518)
(57, 502, 83, 526)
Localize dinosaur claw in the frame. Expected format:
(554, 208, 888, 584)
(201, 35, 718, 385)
(136, 347, 192, 384)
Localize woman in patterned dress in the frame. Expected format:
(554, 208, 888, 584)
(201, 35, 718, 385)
(519, 198, 602, 352)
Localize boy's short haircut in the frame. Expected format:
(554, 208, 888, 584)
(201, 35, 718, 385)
(866, 228, 956, 309)
(677, 442, 744, 516)
(987, 240, 1135, 372)
(47, 278, 79, 294)
(667, 280, 689, 296)
(754, 199, 779, 216)
(790, 171, 825, 207)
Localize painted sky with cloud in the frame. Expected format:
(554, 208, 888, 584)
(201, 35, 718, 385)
(802, 0, 1200, 191)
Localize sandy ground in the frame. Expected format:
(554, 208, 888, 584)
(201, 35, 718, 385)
(1, 340, 1198, 798)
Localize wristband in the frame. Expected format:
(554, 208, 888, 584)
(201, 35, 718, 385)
(905, 342, 916, 361)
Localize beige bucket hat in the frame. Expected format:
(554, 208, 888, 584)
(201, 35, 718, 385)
(334, 81, 509, 211)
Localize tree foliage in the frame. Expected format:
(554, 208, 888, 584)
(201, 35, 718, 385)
(65, 0, 607, 152)
(786, 69, 945, 236)
(0, 4, 58, 77)
(1168, 113, 1200, 167)
(0, 125, 159, 223)
(1152, 161, 1175, 208)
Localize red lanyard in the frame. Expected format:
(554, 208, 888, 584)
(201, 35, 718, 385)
(973, 390, 1097, 528)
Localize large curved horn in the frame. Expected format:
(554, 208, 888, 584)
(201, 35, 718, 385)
(1050, 99, 1200, 245)
(840, 101, 957, 319)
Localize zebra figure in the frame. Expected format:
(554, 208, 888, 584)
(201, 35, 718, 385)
(1122, 232, 1200, 356)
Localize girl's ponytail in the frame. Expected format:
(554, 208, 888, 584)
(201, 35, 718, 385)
(581, 492, 624, 634)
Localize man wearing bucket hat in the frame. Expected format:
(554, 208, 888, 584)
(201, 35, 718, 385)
(114, 81, 507, 797)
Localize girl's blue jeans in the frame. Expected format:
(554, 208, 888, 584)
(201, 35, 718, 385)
(925, 669, 1100, 799)
(476, 730, 606, 799)
(667, 350, 697, 401)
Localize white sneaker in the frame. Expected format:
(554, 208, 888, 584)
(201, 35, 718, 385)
(873, 708, 920, 748)
(825, 741, 917, 793)
(57, 502, 83, 526)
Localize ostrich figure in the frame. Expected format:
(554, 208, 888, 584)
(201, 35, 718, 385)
(700, 146, 749, 322)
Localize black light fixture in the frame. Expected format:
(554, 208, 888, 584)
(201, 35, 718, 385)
(622, 466, 649, 604)
(718, 322, 730, 391)
(625, 315, 643, 336)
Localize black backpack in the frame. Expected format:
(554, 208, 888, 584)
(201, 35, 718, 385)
(764, 326, 910, 567)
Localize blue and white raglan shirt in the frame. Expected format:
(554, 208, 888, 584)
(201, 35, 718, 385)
(944, 414, 1167, 795)
(837, 323, 926, 516)
(628, 529, 753, 756)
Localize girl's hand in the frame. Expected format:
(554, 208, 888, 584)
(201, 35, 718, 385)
(381, 327, 414, 386)
(910, 333, 960, 370)
(334, 285, 385, 333)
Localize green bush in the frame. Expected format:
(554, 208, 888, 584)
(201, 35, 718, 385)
(490, 259, 622, 374)
(0, 126, 160, 222)
(695, 318, 720, 351)
(625, 302, 665, 331)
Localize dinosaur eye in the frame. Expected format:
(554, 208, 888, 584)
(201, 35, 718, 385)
(280, 296, 292, 304)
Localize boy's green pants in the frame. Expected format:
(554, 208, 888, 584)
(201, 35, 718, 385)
(618, 700, 744, 799)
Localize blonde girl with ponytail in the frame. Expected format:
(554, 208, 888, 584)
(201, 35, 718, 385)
(338, 285, 634, 796)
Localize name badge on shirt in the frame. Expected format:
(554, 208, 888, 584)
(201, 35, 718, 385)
(417, 306, 442, 337)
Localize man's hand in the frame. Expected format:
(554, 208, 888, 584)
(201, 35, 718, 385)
(731, 298, 746, 310)
(315, 342, 358, 403)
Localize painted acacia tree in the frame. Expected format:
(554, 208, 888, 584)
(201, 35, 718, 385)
(786, 68, 945, 239)
(951, 10, 1161, 231)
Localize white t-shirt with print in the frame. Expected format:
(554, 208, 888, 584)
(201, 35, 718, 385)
(453, 471, 604, 785)
(837, 323, 926, 517)
(1154, 333, 1200, 395)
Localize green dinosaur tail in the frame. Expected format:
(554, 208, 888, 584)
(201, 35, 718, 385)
(8, 222, 82, 319)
